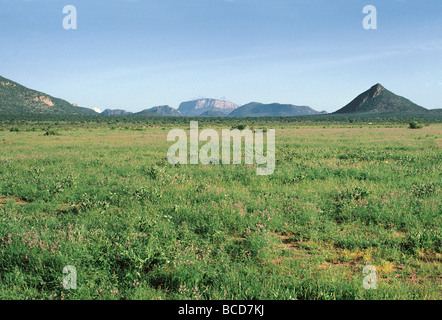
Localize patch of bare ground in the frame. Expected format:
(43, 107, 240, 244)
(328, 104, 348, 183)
(0, 195, 30, 205)
(272, 233, 313, 261)
(272, 232, 441, 286)
(417, 250, 442, 263)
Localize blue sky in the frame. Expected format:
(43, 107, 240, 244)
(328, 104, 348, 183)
(0, 0, 441, 112)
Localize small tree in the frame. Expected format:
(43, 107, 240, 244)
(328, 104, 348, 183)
(409, 121, 423, 129)
(233, 124, 247, 130)
(45, 129, 60, 136)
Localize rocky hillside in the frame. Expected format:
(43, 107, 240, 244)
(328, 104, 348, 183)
(0, 75, 96, 116)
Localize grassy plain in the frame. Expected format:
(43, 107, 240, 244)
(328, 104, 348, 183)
(0, 120, 440, 300)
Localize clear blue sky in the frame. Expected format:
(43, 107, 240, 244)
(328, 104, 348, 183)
(1, 0, 441, 112)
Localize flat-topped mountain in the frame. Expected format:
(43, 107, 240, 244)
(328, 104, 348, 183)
(229, 102, 322, 117)
(334, 84, 427, 114)
(0, 75, 96, 116)
(178, 99, 238, 116)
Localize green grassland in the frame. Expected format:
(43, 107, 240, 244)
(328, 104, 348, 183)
(0, 119, 440, 300)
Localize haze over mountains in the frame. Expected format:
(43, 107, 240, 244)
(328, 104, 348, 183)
(0, 74, 439, 118)
(101, 109, 133, 116)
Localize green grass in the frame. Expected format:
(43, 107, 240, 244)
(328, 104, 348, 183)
(0, 120, 440, 300)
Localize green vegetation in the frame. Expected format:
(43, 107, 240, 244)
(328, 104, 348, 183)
(0, 118, 441, 300)
(409, 121, 424, 130)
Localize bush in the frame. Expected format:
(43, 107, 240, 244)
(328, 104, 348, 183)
(44, 130, 60, 136)
(9, 127, 20, 132)
(232, 124, 247, 130)
(409, 121, 423, 129)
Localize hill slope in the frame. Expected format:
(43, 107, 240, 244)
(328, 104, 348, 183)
(229, 102, 321, 117)
(0, 75, 96, 116)
(178, 99, 238, 116)
(199, 110, 230, 117)
(334, 84, 427, 114)
(133, 105, 182, 117)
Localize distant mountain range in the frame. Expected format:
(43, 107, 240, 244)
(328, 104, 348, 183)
(83, 100, 328, 118)
(102, 105, 182, 116)
(101, 109, 133, 116)
(0, 75, 438, 118)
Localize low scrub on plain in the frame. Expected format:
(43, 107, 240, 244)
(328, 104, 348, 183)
(0, 120, 440, 300)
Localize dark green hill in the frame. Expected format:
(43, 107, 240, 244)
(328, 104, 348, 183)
(133, 105, 181, 117)
(0, 75, 96, 116)
(229, 102, 321, 117)
(334, 84, 428, 114)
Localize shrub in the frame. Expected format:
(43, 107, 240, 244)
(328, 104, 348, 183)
(409, 121, 423, 129)
(232, 124, 247, 130)
(44, 130, 60, 136)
